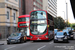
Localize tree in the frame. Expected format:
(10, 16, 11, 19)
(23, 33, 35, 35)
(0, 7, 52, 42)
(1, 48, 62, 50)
(54, 16, 66, 30)
(70, 23, 75, 29)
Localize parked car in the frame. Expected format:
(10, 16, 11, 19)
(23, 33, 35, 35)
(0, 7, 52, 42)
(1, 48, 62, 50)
(7, 32, 26, 44)
(54, 32, 68, 43)
(63, 29, 70, 39)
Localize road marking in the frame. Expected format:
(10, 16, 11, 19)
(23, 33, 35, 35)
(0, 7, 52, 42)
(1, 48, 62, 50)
(49, 41, 53, 44)
(37, 45, 46, 50)
(4, 46, 16, 50)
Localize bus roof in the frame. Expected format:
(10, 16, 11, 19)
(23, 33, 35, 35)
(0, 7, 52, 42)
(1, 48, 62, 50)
(18, 15, 30, 18)
(30, 10, 47, 14)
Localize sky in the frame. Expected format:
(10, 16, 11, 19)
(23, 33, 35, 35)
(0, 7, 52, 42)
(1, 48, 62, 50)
(57, 0, 75, 23)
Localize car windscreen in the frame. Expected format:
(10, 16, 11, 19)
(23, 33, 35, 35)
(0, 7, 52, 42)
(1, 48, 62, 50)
(10, 33, 21, 37)
(56, 32, 64, 36)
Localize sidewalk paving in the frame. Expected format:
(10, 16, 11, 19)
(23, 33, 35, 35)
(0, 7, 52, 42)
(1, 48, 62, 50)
(0, 39, 7, 45)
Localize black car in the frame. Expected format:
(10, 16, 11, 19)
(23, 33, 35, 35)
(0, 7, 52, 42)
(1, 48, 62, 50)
(7, 32, 26, 44)
(63, 29, 70, 39)
(54, 32, 68, 43)
(69, 30, 74, 39)
(63, 29, 74, 39)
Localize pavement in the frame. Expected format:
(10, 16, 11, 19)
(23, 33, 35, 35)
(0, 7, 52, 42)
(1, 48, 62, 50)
(0, 39, 7, 45)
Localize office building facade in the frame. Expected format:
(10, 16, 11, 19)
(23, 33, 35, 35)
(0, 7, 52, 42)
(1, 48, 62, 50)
(19, 0, 43, 16)
(0, 0, 19, 38)
(43, 0, 57, 17)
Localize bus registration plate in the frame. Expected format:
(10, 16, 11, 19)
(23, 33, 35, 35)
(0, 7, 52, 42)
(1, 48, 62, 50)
(37, 38, 41, 40)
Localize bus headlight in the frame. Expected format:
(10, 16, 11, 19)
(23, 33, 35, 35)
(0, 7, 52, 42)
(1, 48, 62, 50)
(30, 36, 33, 39)
(45, 35, 48, 38)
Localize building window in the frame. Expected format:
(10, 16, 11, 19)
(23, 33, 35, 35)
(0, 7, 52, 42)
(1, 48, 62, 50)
(15, 0, 18, 2)
(34, 2, 36, 5)
(22, 0, 25, 15)
(19, 0, 21, 8)
(13, 13, 15, 20)
(7, 11, 9, 19)
(14, 27, 16, 32)
(6, 0, 8, 1)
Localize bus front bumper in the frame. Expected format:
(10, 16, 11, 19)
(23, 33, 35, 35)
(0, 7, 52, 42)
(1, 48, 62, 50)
(30, 37, 49, 41)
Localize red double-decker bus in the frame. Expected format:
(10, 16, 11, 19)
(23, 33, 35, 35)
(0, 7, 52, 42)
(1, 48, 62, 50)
(29, 10, 54, 41)
(18, 15, 30, 40)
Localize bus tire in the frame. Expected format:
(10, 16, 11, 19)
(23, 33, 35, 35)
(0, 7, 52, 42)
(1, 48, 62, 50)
(48, 38, 51, 41)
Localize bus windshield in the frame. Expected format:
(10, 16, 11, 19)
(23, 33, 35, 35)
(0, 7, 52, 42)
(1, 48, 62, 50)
(30, 24, 47, 35)
(18, 17, 29, 22)
(30, 11, 46, 19)
(19, 23, 29, 26)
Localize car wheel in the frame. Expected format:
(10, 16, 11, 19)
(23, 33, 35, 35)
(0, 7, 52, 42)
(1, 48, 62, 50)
(72, 37, 74, 40)
(54, 40, 56, 43)
(7, 42, 10, 45)
(20, 40, 24, 43)
(24, 39, 26, 42)
(66, 40, 69, 43)
(22, 40, 24, 43)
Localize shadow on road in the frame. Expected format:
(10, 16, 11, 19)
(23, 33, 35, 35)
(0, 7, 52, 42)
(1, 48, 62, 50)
(54, 41, 69, 44)
(32, 39, 53, 42)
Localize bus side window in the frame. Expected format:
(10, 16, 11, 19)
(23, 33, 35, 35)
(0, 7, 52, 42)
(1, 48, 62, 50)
(48, 19, 50, 25)
(48, 19, 50, 31)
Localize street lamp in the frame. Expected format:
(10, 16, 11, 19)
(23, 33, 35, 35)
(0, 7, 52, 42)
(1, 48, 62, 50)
(65, 0, 68, 26)
(62, 11, 65, 20)
(66, 2, 68, 26)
